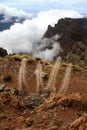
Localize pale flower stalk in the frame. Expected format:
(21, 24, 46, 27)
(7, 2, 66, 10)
(47, 57, 61, 93)
(58, 63, 72, 94)
(18, 58, 29, 96)
(34, 61, 44, 94)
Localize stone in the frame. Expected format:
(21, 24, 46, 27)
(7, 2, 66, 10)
(0, 47, 8, 57)
(0, 84, 11, 92)
(0, 84, 5, 92)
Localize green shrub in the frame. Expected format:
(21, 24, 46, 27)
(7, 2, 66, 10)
(72, 65, 81, 71)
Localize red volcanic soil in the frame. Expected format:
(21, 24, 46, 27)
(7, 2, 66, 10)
(0, 55, 87, 130)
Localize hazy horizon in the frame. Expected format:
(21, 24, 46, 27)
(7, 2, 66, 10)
(0, 0, 87, 15)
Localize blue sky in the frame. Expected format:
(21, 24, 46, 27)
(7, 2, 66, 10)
(0, 0, 87, 14)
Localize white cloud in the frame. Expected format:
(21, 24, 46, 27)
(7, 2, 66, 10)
(71, 0, 87, 2)
(0, 4, 33, 19)
(48, 0, 87, 3)
(32, 35, 62, 61)
(18, 0, 43, 2)
(9, 0, 43, 3)
(0, 8, 82, 60)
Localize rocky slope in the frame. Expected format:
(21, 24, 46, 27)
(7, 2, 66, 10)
(44, 18, 87, 58)
(66, 41, 87, 67)
(0, 54, 87, 130)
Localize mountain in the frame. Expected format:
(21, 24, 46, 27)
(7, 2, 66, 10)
(44, 18, 87, 58)
(66, 41, 87, 66)
(0, 4, 33, 31)
(0, 14, 27, 31)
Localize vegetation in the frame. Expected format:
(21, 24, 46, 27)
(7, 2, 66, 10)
(58, 63, 72, 94)
(0, 54, 87, 130)
(34, 61, 44, 94)
(18, 58, 29, 97)
(47, 57, 61, 93)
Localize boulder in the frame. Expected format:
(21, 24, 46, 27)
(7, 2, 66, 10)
(0, 47, 8, 57)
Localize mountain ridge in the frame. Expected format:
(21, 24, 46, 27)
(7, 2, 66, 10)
(44, 17, 87, 57)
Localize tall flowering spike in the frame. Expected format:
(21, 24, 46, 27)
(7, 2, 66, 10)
(35, 61, 44, 94)
(58, 63, 72, 94)
(47, 57, 61, 93)
(18, 58, 29, 96)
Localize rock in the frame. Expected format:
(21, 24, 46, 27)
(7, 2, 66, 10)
(3, 86, 11, 91)
(0, 47, 8, 57)
(0, 84, 5, 92)
(0, 84, 11, 92)
(23, 93, 44, 109)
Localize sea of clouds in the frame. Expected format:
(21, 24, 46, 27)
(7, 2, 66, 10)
(0, 4, 82, 60)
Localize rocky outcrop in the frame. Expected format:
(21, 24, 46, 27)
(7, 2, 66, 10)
(44, 18, 87, 57)
(0, 47, 8, 57)
(66, 41, 87, 67)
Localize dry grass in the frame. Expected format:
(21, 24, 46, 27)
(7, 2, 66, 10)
(10, 54, 36, 62)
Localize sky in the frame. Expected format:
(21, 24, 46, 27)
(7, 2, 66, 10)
(0, 0, 87, 15)
(0, 0, 86, 60)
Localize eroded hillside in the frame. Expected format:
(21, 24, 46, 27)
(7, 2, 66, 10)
(0, 54, 87, 130)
